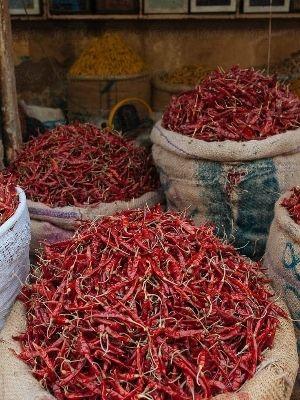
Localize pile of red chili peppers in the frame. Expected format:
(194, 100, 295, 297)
(0, 175, 18, 226)
(282, 186, 300, 225)
(4, 123, 159, 207)
(17, 206, 284, 400)
(162, 66, 300, 141)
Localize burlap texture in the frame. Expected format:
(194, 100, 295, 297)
(67, 72, 151, 119)
(0, 299, 298, 399)
(264, 190, 300, 399)
(28, 190, 163, 253)
(0, 302, 55, 400)
(151, 121, 300, 259)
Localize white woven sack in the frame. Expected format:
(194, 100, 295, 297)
(28, 190, 163, 253)
(0, 299, 297, 400)
(151, 121, 300, 259)
(0, 188, 30, 331)
(264, 190, 300, 398)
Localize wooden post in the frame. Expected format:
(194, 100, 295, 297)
(0, 0, 22, 165)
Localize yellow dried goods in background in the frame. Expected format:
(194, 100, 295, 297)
(69, 33, 145, 78)
(152, 64, 211, 112)
(161, 64, 210, 86)
(67, 33, 150, 120)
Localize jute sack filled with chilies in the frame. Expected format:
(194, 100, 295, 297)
(264, 190, 300, 399)
(151, 121, 300, 259)
(0, 299, 298, 400)
(28, 190, 163, 253)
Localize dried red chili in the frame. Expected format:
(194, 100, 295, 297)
(281, 186, 300, 224)
(16, 206, 284, 399)
(0, 175, 18, 226)
(3, 123, 159, 207)
(162, 66, 300, 142)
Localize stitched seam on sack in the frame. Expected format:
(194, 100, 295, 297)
(156, 124, 300, 160)
(156, 125, 191, 156)
(82, 193, 161, 219)
(29, 208, 79, 219)
(29, 192, 161, 220)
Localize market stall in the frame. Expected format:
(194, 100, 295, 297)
(1, 1, 300, 399)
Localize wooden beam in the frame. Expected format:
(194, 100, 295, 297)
(0, 0, 22, 164)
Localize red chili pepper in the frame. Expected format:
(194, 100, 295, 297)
(162, 66, 300, 142)
(17, 206, 285, 399)
(3, 123, 159, 207)
(0, 175, 18, 226)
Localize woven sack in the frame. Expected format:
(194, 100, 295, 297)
(67, 72, 151, 120)
(0, 188, 30, 331)
(28, 190, 163, 253)
(264, 190, 300, 399)
(151, 121, 300, 259)
(0, 298, 297, 400)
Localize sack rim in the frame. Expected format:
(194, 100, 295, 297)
(67, 71, 149, 81)
(151, 120, 300, 162)
(27, 189, 162, 214)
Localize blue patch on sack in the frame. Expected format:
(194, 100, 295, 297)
(197, 159, 279, 259)
(196, 161, 233, 240)
(234, 159, 280, 258)
(282, 242, 300, 277)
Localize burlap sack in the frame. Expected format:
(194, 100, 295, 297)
(264, 190, 300, 399)
(28, 190, 163, 253)
(151, 121, 300, 259)
(0, 299, 297, 400)
(67, 72, 151, 120)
